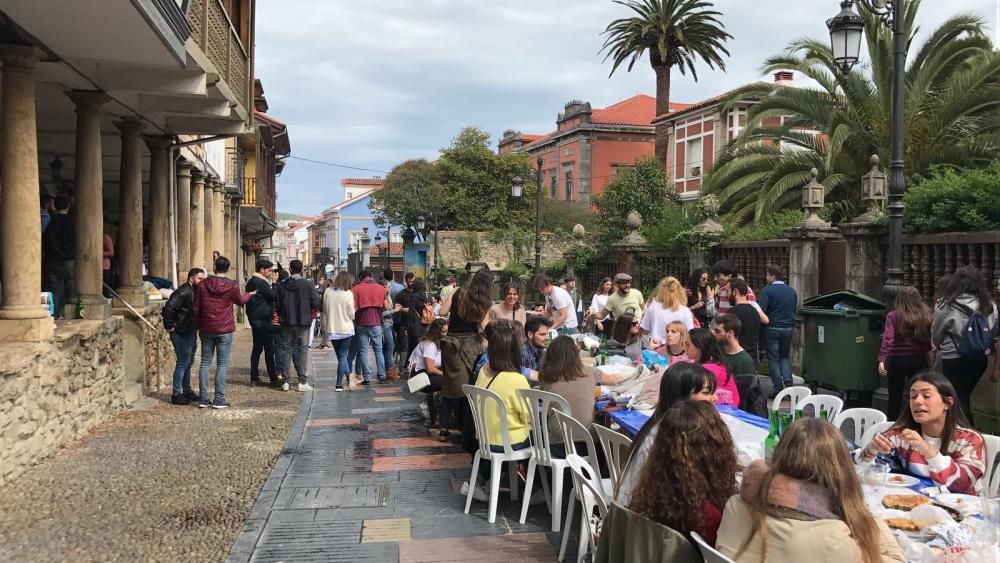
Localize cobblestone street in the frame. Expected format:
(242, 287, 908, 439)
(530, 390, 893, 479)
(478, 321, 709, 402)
(228, 350, 569, 562)
(0, 328, 301, 563)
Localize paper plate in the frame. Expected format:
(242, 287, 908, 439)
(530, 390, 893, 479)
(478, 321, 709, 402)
(883, 474, 921, 487)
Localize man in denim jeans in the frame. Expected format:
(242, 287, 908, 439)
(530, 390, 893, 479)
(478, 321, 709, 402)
(381, 269, 402, 379)
(163, 268, 206, 405)
(758, 264, 798, 397)
(353, 269, 389, 384)
(193, 256, 255, 408)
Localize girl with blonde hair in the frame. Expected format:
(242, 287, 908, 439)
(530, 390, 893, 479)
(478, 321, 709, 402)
(716, 418, 904, 563)
(639, 276, 694, 340)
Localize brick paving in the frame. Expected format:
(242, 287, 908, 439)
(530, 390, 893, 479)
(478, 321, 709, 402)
(229, 350, 577, 562)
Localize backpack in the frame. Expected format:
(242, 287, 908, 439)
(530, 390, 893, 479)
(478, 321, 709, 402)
(950, 302, 996, 357)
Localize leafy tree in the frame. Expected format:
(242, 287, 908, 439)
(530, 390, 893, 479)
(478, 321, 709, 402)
(601, 0, 732, 167)
(904, 164, 1000, 233)
(593, 157, 675, 244)
(541, 199, 597, 234)
(369, 159, 446, 232)
(703, 0, 1000, 226)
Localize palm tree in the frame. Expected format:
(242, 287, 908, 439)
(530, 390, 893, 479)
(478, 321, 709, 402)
(703, 0, 1000, 227)
(601, 0, 732, 168)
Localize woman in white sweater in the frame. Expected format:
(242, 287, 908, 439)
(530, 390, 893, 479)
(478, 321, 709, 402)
(322, 271, 356, 391)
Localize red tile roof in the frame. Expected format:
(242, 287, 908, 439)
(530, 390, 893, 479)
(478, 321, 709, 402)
(371, 242, 404, 255)
(652, 82, 770, 123)
(591, 94, 692, 126)
(520, 134, 543, 143)
(340, 178, 385, 187)
(254, 111, 286, 126)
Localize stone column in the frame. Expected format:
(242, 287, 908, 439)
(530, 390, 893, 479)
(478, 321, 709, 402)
(783, 225, 843, 307)
(0, 45, 52, 341)
(67, 90, 111, 320)
(203, 175, 216, 267)
(190, 169, 205, 270)
(175, 161, 193, 272)
(115, 118, 147, 307)
(223, 195, 233, 264)
(214, 181, 225, 259)
(145, 136, 171, 280)
(840, 221, 887, 298)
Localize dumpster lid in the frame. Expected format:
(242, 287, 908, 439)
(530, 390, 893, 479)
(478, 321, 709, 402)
(801, 289, 885, 310)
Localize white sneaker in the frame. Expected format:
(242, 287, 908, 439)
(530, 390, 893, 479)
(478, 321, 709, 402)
(460, 481, 490, 502)
(297, 383, 314, 392)
(281, 382, 290, 391)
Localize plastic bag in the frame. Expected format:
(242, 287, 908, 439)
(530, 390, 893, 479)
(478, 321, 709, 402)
(641, 349, 667, 369)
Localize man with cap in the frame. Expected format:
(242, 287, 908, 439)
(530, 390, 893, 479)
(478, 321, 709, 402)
(589, 273, 644, 324)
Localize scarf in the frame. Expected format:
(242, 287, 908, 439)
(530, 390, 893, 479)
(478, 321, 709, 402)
(739, 460, 839, 521)
(252, 272, 270, 282)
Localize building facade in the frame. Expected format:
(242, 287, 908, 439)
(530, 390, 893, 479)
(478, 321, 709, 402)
(498, 95, 691, 202)
(310, 178, 402, 275)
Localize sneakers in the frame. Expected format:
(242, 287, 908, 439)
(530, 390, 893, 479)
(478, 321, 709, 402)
(377, 378, 389, 385)
(170, 394, 190, 406)
(297, 383, 314, 392)
(281, 382, 290, 391)
(335, 385, 344, 392)
(197, 400, 211, 409)
(360, 380, 371, 386)
(211, 401, 231, 409)
(183, 391, 200, 403)
(460, 481, 490, 502)
(438, 429, 451, 442)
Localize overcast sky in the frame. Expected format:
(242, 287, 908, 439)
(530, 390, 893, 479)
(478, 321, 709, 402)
(254, 0, 997, 216)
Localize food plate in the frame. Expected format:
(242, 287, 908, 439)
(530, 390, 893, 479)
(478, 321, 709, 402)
(883, 473, 921, 487)
(933, 493, 981, 517)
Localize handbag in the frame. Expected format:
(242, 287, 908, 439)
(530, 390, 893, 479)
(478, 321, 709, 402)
(420, 303, 435, 325)
(407, 370, 431, 393)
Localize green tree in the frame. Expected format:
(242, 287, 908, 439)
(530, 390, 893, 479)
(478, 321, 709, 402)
(540, 199, 597, 234)
(601, 0, 732, 167)
(369, 159, 446, 231)
(703, 0, 1000, 226)
(593, 157, 674, 244)
(904, 163, 1000, 233)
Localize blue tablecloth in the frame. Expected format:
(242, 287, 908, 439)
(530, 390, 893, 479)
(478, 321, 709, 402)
(607, 403, 769, 437)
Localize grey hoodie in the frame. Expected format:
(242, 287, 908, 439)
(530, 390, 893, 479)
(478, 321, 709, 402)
(931, 295, 998, 359)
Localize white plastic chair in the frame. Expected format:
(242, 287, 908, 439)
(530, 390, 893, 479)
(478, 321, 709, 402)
(462, 384, 533, 524)
(559, 454, 609, 563)
(691, 531, 736, 563)
(795, 394, 844, 422)
(593, 424, 633, 491)
(516, 388, 571, 531)
(771, 385, 811, 413)
(551, 410, 606, 491)
(982, 433, 1000, 498)
(859, 420, 895, 450)
(833, 408, 887, 445)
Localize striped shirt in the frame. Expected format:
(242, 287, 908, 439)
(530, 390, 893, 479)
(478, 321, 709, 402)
(859, 426, 985, 495)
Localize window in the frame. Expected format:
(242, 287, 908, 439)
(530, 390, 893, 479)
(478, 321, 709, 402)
(550, 173, 557, 199)
(611, 164, 635, 177)
(348, 230, 363, 252)
(686, 137, 703, 178)
(564, 167, 573, 200)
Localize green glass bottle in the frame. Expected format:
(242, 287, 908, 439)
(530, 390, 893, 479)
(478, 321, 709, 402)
(764, 410, 780, 462)
(819, 406, 828, 421)
(794, 408, 803, 421)
(780, 414, 794, 436)
(599, 336, 608, 367)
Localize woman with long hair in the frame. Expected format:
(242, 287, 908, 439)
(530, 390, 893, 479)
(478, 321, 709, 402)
(652, 320, 690, 363)
(487, 281, 526, 326)
(629, 400, 737, 546)
(931, 266, 998, 424)
(640, 276, 695, 340)
(616, 362, 717, 505)
(718, 418, 905, 563)
(687, 327, 739, 407)
(408, 318, 452, 438)
(322, 271, 356, 391)
(857, 372, 986, 495)
(538, 335, 601, 429)
(589, 277, 614, 337)
(686, 268, 715, 327)
(607, 312, 644, 361)
(877, 285, 933, 420)
(440, 269, 494, 449)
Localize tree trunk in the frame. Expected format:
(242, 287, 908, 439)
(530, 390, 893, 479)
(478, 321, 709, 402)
(653, 63, 671, 171)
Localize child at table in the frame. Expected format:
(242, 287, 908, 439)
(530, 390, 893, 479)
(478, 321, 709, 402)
(616, 362, 717, 505)
(628, 400, 737, 546)
(856, 371, 985, 495)
(717, 418, 905, 563)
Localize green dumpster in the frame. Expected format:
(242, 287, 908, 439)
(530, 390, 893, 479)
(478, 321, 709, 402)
(798, 290, 886, 393)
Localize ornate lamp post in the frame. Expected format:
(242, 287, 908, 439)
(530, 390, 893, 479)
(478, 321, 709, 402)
(511, 155, 544, 276)
(828, 0, 905, 304)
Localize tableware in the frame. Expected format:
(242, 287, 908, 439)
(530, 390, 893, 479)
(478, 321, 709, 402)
(934, 494, 982, 517)
(865, 464, 890, 487)
(882, 473, 921, 487)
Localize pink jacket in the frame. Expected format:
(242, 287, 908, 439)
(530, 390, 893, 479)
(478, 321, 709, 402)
(703, 362, 740, 407)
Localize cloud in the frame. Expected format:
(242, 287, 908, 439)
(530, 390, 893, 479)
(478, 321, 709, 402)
(255, 0, 998, 216)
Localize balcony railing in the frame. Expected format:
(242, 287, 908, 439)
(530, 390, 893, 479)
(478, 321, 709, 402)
(241, 177, 276, 220)
(187, 0, 250, 109)
(242, 177, 257, 206)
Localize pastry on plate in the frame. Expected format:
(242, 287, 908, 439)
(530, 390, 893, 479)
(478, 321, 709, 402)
(885, 517, 924, 532)
(881, 494, 931, 511)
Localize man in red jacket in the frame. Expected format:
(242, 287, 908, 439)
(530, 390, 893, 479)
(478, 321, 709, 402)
(194, 256, 255, 409)
(353, 269, 389, 384)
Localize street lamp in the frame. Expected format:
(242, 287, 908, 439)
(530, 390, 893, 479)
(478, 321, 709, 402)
(827, 0, 905, 305)
(511, 155, 544, 275)
(416, 215, 426, 233)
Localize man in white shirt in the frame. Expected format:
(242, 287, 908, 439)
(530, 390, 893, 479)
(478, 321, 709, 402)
(533, 274, 579, 335)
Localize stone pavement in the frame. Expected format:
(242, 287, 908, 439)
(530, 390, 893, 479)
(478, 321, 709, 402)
(229, 349, 579, 563)
(0, 328, 301, 563)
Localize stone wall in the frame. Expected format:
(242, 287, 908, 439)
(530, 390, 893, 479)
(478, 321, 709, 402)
(430, 231, 577, 271)
(0, 317, 125, 487)
(115, 302, 171, 400)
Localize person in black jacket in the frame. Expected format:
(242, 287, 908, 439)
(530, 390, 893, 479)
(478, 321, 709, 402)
(41, 194, 75, 318)
(276, 260, 320, 391)
(246, 259, 278, 387)
(163, 268, 206, 405)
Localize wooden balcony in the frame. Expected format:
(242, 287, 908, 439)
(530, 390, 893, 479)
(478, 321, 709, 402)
(187, 0, 250, 110)
(241, 177, 275, 220)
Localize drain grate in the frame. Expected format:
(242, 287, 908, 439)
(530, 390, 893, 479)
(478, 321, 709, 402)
(278, 485, 390, 509)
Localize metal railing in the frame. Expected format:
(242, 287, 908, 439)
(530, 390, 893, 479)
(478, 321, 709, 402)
(899, 231, 1000, 303)
(186, 0, 250, 109)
